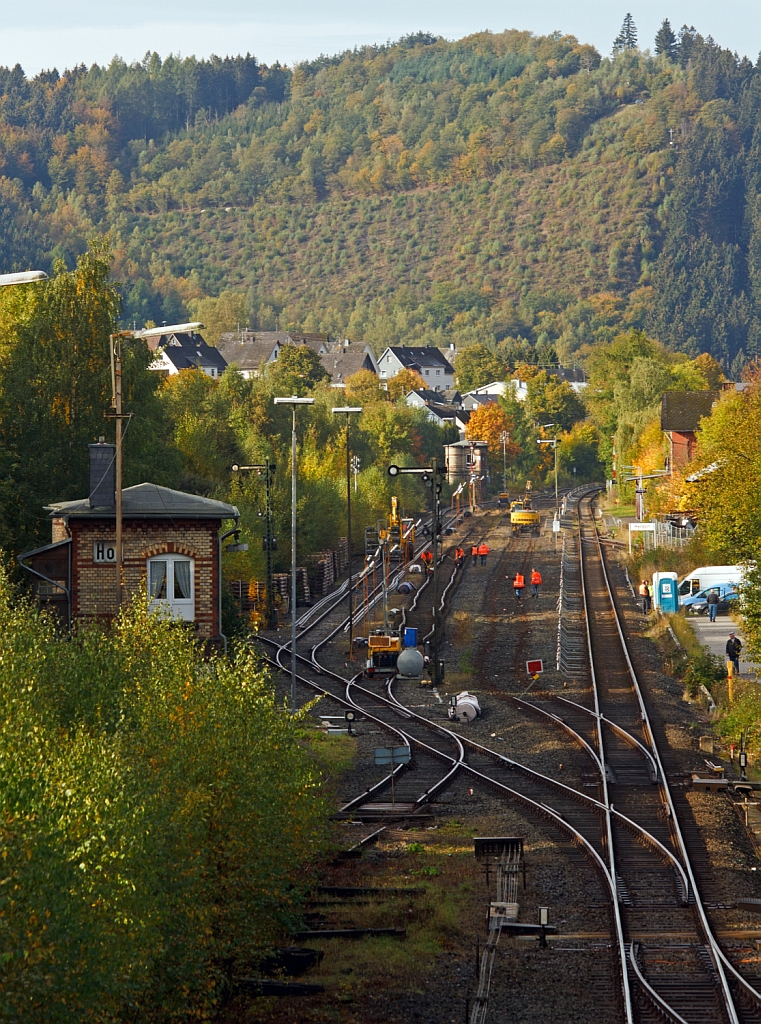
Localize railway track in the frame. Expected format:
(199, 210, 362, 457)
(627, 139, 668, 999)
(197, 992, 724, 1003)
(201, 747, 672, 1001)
(258, 487, 761, 1022)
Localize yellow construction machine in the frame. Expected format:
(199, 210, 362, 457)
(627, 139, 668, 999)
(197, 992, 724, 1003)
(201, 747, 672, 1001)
(510, 480, 541, 534)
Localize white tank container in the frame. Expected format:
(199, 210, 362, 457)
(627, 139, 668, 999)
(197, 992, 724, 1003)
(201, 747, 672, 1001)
(448, 691, 480, 723)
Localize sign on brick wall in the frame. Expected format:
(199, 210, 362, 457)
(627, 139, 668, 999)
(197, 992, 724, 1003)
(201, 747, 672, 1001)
(93, 540, 117, 563)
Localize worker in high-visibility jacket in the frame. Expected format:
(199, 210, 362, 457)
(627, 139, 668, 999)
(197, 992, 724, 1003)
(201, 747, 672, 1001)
(421, 550, 433, 574)
(471, 544, 479, 567)
(477, 542, 490, 566)
(454, 547, 465, 565)
(512, 572, 525, 600)
(530, 569, 543, 599)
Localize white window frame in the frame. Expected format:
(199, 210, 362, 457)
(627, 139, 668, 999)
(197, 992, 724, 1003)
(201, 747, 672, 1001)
(147, 555, 195, 621)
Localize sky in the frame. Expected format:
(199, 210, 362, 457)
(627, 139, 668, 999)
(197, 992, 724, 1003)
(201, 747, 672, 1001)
(2, 1, 760, 76)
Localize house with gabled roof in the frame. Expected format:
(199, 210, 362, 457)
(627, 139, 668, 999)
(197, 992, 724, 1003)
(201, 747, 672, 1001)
(147, 329, 227, 379)
(320, 341, 378, 385)
(661, 391, 720, 470)
(19, 442, 239, 644)
(377, 346, 455, 391)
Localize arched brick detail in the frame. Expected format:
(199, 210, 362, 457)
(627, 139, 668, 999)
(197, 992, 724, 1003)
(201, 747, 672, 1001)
(140, 541, 200, 559)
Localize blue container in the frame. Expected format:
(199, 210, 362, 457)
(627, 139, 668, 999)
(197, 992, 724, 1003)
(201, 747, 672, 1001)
(658, 577, 678, 615)
(403, 627, 418, 648)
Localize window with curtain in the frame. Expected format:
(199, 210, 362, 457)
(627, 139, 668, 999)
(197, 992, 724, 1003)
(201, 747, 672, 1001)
(147, 556, 194, 621)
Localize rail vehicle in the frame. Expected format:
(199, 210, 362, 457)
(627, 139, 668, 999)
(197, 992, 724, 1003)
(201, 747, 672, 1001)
(509, 480, 541, 534)
(365, 630, 402, 677)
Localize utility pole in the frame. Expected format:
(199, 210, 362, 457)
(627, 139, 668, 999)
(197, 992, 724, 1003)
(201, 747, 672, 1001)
(332, 407, 363, 656)
(274, 396, 314, 713)
(110, 322, 204, 613)
(500, 431, 510, 492)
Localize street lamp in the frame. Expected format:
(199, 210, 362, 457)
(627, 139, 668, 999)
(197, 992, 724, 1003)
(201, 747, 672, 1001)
(499, 431, 510, 492)
(0, 270, 47, 286)
(332, 407, 363, 657)
(537, 423, 559, 512)
(109, 322, 204, 611)
(274, 396, 315, 712)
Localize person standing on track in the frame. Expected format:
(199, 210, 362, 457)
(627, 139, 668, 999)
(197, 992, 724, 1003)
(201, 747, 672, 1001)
(478, 541, 490, 566)
(511, 571, 525, 601)
(639, 579, 651, 615)
(530, 568, 542, 598)
(471, 543, 479, 567)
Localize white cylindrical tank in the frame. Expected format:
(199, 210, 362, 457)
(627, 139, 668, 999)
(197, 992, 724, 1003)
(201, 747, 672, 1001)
(397, 647, 425, 678)
(448, 691, 480, 723)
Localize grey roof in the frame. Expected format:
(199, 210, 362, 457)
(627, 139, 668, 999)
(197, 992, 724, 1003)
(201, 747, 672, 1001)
(320, 347, 376, 382)
(217, 336, 280, 372)
(46, 483, 239, 520)
(149, 332, 227, 374)
(386, 347, 455, 372)
(661, 391, 720, 432)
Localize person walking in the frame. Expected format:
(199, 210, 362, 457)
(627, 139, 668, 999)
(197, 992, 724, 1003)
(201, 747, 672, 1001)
(471, 543, 479, 567)
(706, 588, 720, 622)
(530, 568, 542, 599)
(638, 580, 651, 615)
(726, 633, 743, 676)
(478, 541, 490, 566)
(512, 571, 525, 601)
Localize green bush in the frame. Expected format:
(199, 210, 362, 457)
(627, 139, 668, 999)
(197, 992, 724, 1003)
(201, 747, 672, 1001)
(0, 574, 326, 1022)
(682, 650, 726, 698)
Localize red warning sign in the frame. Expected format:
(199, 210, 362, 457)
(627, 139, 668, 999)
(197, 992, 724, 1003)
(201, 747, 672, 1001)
(526, 659, 544, 675)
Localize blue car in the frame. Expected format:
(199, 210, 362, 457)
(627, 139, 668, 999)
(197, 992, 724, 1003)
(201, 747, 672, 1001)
(682, 583, 739, 616)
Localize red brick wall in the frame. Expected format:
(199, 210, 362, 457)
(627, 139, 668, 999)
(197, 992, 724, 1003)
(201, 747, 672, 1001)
(70, 518, 221, 638)
(667, 430, 696, 470)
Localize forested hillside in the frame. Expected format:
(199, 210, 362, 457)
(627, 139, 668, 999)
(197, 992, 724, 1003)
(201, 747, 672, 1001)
(0, 27, 759, 370)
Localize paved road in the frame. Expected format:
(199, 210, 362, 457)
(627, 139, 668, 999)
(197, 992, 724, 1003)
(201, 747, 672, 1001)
(689, 614, 758, 676)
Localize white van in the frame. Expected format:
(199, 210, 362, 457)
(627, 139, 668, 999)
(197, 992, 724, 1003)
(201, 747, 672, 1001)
(678, 565, 744, 602)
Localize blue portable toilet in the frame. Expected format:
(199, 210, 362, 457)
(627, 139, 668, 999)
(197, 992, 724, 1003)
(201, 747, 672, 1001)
(403, 627, 418, 648)
(657, 575, 679, 614)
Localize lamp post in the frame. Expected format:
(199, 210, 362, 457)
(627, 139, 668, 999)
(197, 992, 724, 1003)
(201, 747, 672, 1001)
(109, 322, 204, 612)
(274, 396, 315, 712)
(332, 407, 363, 656)
(500, 430, 510, 492)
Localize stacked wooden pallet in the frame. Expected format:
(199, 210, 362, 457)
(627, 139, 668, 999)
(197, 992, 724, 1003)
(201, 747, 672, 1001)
(336, 537, 349, 573)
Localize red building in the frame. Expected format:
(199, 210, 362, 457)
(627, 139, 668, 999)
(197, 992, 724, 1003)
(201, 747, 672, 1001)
(19, 441, 239, 643)
(661, 391, 720, 470)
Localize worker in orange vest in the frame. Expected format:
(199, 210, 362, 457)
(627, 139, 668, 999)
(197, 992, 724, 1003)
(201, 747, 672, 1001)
(478, 542, 490, 566)
(421, 550, 433, 574)
(471, 543, 479, 567)
(512, 571, 525, 600)
(454, 546, 465, 565)
(530, 568, 542, 599)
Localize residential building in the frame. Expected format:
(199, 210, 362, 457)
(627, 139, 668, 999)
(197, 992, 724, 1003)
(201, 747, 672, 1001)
(217, 331, 282, 378)
(320, 341, 379, 386)
(147, 329, 227, 379)
(19, 442, 239, 643)
(377, 346, 455, 391)
(661, 391, 720, 469)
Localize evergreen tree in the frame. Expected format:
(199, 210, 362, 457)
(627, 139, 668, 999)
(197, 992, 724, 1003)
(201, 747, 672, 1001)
(654, 19, 678, 60)
(678, 25, 698, 67)
(613, 13, 638, 54)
